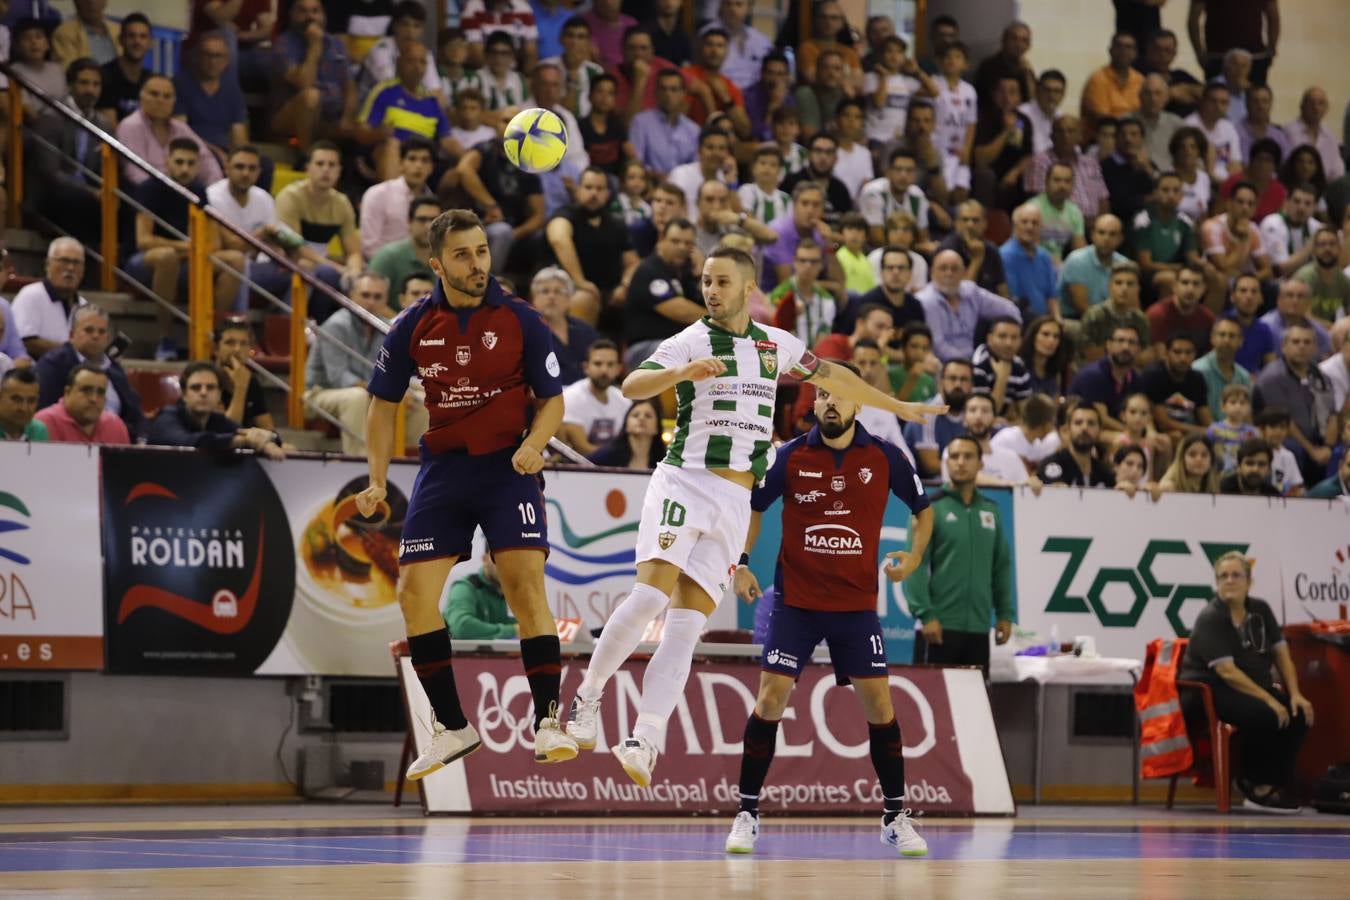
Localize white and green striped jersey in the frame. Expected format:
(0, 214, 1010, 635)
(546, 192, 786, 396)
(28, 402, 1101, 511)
(737, 183, 791, 225)
(857, 177, 930, 230)
(637, 317, 819, 479)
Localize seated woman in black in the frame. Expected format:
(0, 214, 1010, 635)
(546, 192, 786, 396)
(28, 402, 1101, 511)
(586, 399, 665, 469)
(1179, 551, 1315, 812)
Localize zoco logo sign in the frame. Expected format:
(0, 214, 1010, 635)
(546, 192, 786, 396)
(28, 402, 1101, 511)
(1041, 537, 1248, 635)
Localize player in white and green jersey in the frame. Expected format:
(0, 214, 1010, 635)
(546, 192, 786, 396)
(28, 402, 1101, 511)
(564, 246, 946, 788)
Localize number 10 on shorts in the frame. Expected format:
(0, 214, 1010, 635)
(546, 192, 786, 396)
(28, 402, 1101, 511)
(660, 498, 686, 527)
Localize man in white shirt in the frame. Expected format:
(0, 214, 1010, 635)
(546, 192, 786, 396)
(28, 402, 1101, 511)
(208, 145, 277, 240)
(12, 238, 88, 360)
(831, 98, 874, 201)
(1184, 81, 1243, 182)
(1284, 86, 1346, 183)
(559, 339, 626, 454)
(858, 148, 932, 249)
(941, 393, 1032, 484)
(1320, 339, 1350, 417)
(716, 0, 773, 91)
(669, 129, 737, 221)
(1259, 183, 1322, 278)
(1018, 68, 1066, 155)
(357, 1, 446, 100)
(358, 137, 435, 259)
(989, 391, 1060, 469)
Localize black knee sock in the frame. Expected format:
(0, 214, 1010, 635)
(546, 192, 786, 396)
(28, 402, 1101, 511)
(409, 628, 468, 731)
(738, 713, 780, 816)
(520, 634, 562, 729)
(869, 719, 907, 824)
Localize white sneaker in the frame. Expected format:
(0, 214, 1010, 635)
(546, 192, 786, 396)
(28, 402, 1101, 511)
(724, 811, 760, 854)
(613, 735, 658, 787)
(565, 694, 601, 750)
(535, 702, 579, 764)
(407, 718, 480, 781)
(880, 811, 928, 857)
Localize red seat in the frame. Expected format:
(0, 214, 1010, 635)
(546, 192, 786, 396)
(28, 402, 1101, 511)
(1167, 678, 1238, 813)
(255, 313, 294, 373)
(984, 208, 1012, 245)
(126, 369, 183, 418)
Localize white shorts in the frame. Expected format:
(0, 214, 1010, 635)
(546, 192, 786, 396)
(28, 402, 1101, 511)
(635, 463, 751, 606)
(942, 156, 971, 191)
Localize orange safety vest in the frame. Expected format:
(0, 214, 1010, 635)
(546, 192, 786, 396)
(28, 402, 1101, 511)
(1134, 637, 1194, 779)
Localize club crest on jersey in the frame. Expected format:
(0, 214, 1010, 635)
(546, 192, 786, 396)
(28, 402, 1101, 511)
(455, 345, 471, 366)
(482, 331, 498, 350)
(758, 348, 777, 375)
(658, 531, 677, 550)
(858, 467, 873, 484)
(831, 475, 846, 492)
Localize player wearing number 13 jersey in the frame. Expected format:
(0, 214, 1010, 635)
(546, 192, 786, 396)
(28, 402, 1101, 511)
(562, 246, 947, 790)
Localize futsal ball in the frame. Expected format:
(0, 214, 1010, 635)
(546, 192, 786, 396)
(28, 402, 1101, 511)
(503, 107, 569, 174)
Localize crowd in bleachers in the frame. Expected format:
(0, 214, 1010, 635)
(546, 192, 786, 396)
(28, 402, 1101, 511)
(0, 0, 1347, 499)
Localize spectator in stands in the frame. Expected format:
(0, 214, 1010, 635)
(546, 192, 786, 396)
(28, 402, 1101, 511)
(1019, 69, 1066, 155)
(35, 304, 142, 438)
(208, 144, 275, 264)
(683, 26, 749, 138)
(174, 31, 247, 170)
(973, 75, 1035, 209)
(1279, 145, 1329, 214)
(970, 316, 1030, 421)
(762, 182, 831, 285)
(1147, 263, 1216, 356)
(830, 98, 874, 202)
(938, 200, 1008, 297)
(717, 0, 772, 92)
(115, 75, 224, 187)
(52, 0, 118, 66)
(865, 211, 930, 292)
(665, 129, 734, 223)
(1114, 391, 1172, 480)
(1285, 87, 1345, 183)
(939, 392, 1031, 486)
(445, 88, 497, 161)
(781, 132, 852, 229)
(545, 167, 638, 324)
(1186, 82, 1243, 182)
(1101, 116, 1156, 222)
(270, 0, 355, 151)
(990, 390, 1060, 469)
(1156, 432, 1218, 493)
(441, 552, 515, 638)
(1296, 229, 1350, 330)
(94, 12, 149, 121)
(149, 360, 284, 457)
(1141, 333, 1213, 439)
(796, 0, 861, 88)
(10, 17, 68, 121)
(1223, 137, 1285, 222)
(897, 98, 949, 204)
(836, 245, 923, 335)
(904, 358, 972, 477)
(1000, 203, 1059, 319)
(213, 319, 274, 430)
(0, 368, 46, 441)
(462, 0, 539, 71)
(1070, 324, 1143, 432)
(1216, 49, 1253, 122)
(34, 362, 129, 444)
(917, 14, 959, 75)
(360, 45, 456, 183)
(1038, 399, 1114, 487)
(917, 250, 1021, 362)
(736, 145, 790, 228)
(1133, 171, 1200, 299)
(527, 266, 596, 385)
(186, 0, 275, 90)
(359, 138, 435, 259)
(767, 239, 836, 349)
(629, 69, 699, 176)
(436, 28, 485, 106)
(1254, 322, 1337, 482)
(559, 338, 624, 454)
(1209, 384, 1261, 473)
(1021, 316, 1071, 398)
(1256, 407, 1305, 496)
(1236, 84, 1289, 163)
(613, 25, 678, 124)
(793, 47, 848, 141)
(1225, 274, 1278, 372)
(692, 179, 775, 257)
(27, 58, 106, 249)
(580, 0, 631, 71)
(1030, 162, 1086, 266)
(305, 272, 399, 455)
(974, 21, 1035, 109)
(1081, 261, 1152, 362)
(624, 218, 701, 367)
(1308, 450, 1350, 499)
(12, 237, 88, 360)
(1060, 214, 1129, 317)
(1169, 126, 1212, 222)
(1081, 32, 1143, 134)
(1138, 73, 1184, 171)
(397, 273, 435, 310)
(888, 324, 936, 404)
(128, 138, 243, 360)
(1321, 339, 1350, 423)
(273, 141, 362, 322)
(370, 197, 439, 310)
(1259, 278, 1332, 359)
(357, 1, 441, 101)
(858, 149, 934, 251)
(1195, 317, 1253, 415)
(812, 302, 894, 364)
(586, 398, 666, 469)
(1139, 28, 1200, 115)
(1111, 444, 1155, 497)
(739, 52, 791, 145)
(1188, 0, 1277, 82)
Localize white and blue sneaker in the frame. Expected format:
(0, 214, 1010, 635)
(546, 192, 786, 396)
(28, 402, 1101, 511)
(534, 701, 579, 763)
(613, 735, 658, 787)
(724, 811, 760, 854)
(565, 694, 601, 750)
(880, 810, 928, 856)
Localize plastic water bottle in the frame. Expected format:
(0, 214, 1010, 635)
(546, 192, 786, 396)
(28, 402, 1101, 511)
(1048, 624, 1060, 656)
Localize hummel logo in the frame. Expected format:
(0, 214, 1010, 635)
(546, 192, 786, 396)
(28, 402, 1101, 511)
(419, 338, 446, 346)
(798, 470, 822, 478)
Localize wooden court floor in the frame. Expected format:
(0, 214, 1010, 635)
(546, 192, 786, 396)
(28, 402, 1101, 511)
(1, 805, 1348, 899)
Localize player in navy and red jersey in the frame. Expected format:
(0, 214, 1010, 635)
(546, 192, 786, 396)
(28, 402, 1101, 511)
(355, 209, 579, 780)
(725, 361, 935, 857)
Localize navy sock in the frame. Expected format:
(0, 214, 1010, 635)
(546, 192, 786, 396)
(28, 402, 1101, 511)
(870, 719, 906, 824)
(409, 628, 468, 730)
(738, 713, 780, 815)
(520, 634, 563, 729)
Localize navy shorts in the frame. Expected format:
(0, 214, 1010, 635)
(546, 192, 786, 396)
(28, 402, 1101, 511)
(398, 448, 549, 564)
(761, 601, 889, 681)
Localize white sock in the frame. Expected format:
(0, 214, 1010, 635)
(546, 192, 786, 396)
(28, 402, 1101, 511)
(578, 582, 670, 702)
(633, 607, 707, 744)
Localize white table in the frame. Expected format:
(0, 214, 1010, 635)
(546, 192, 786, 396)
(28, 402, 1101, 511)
(992, 655, 1143, 805)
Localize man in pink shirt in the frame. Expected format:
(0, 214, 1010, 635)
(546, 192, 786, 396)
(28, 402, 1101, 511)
(358, 137, 436, 258)
(34, 363, 132, 445)
(1200, 181, 1272, 310)
(114, 75, 223, 187)
(584, 0, 636, 70)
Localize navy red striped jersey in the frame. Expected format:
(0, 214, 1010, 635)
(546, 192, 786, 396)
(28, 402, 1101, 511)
(367, 277, 562, 455)
(752, 424, 929, 612)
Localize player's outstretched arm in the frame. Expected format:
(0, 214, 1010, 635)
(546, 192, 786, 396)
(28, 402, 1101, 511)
(355, 397, 398, 517)
(622, 358, 726, 400)
(808, 359, 948, 423)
